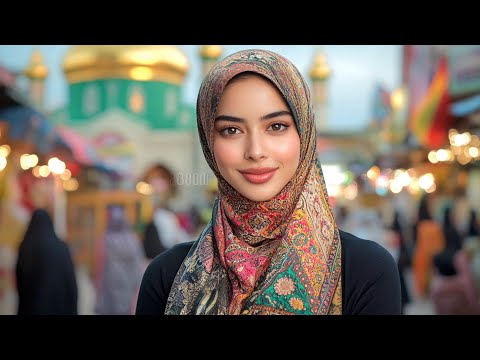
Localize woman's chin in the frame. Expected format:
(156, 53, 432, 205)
(238, 188, 278, 203)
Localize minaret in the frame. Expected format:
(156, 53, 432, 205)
(309, 46, 331, 133)
(199, 45, 223, 77)
(23, 49, 48, 110)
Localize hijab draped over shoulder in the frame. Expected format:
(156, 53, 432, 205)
(165, 49, 342, 315)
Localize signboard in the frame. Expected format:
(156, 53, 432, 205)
(93, 132, 135, 177)
(448, 45, 480, 97)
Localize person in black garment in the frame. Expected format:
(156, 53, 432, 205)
(136, 49, 401, 315)
(15, 208, 78, 315)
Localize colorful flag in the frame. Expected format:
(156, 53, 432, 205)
(409, 56, 451, 149)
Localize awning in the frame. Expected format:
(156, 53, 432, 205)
(55, 125, 119, 175)
(55, 125, 98, 166)
(0, 105, 59, 154)
(451, 94, 480, 117)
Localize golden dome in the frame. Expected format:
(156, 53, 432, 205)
(63, 45, 189, 85)
(199, 45, 223, 60)
(24, 49, 48, 80)
(309, 52, 330, 81)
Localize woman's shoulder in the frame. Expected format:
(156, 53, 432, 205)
(136, 241, 195, 314)
(339, 229, 401, 314)
(145, 241, 195, 277)
(339, 229, 397, 276)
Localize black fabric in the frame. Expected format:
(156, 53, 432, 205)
(0, 85, 22, 110)
(15, 209, 78, 315)
(390, 212, 411, 309)
(433, 249, 457, 276)
(443, 207, 463, 252)
(468, 210, 479, 237)
(142, 221, 166, 260)
(391, 213, 410, 268)
(136, 230, 401, 315)
(418, 195, 432, 221)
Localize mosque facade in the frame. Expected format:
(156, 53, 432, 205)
(48, 45, 222, 208)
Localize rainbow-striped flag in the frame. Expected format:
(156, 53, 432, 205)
(409, 56, 451, 149)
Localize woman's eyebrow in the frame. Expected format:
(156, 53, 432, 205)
(214, 115, 244, 123)
(215, 110, 292, 123)
(260, 110, 292, 121)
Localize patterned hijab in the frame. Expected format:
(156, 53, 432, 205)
(165, 49, 342, 315)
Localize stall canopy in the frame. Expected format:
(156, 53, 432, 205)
(0, 104, 117, 174)
(0, 105, 59, 154)
(451, 94, 480, 117)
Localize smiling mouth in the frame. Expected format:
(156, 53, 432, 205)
(239, 168, 278, 184)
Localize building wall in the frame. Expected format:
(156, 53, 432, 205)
(67, 79, 194, 130)
(72, 109, 209, 209)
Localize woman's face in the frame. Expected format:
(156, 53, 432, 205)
(213, 74, 300, 202)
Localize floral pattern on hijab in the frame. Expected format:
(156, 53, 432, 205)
(165, 49, 342, 315)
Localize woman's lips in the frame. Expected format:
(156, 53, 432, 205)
(239, 168, 278, 184)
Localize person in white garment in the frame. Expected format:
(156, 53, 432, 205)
(141, 164, 191, 260)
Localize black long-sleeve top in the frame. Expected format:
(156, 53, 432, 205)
(136, 230, 401, 315)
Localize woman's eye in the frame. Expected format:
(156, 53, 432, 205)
(269, 123, 288, 131)
(221, 127, 239, 135)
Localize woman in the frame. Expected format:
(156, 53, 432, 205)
(15, 208, 78, 315)
(95, 206, 145, 315)
(442, 207, 462, 253)
(390, 211, 411, 312)
(412, 194, 445, 299)
(430, 248, 480, 314)
(136, 49, 401, 315)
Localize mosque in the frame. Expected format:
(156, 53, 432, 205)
(49, 46, 220, 207)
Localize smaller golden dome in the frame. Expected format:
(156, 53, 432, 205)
(199, 45, 223, 60)
(23, 50, 48, 80)
(309, 52, 330, 81)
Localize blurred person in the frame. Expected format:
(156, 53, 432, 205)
(430, 245, 480, 315)
(412, 194, 445, 299)
(15, 208, 77, 315)
(468, 210, 479, 238)
(451, 195, 471, 238)
(442, 206, 463, 253)
(451, 195, 480, 239)
(141, 164, 191, 260)
(441, 198, 478, 253)
(95, 206, 145, 315)
(389, 210, 411, 313)
(136, 49, 401, 315)
(142, 221, 166, 260)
